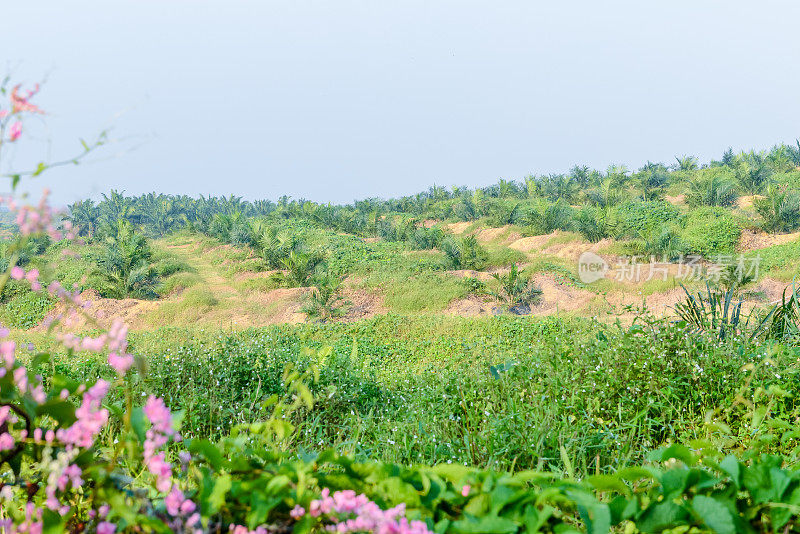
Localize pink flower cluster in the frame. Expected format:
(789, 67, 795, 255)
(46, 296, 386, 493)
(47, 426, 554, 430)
(142, 396, 200, 530)
(0, 84, 42, 145)
(0, 340, 46, 403)
(291, 489, 433, 534)
(56, 380, 109, 448)
(8, 121, 22, 142)
(3, 190, 74, 240)
(143, 396, 179, 492)
(9, 261, 134, 376)
(10, 84, 43, 114)
(0, 502, 43, 533)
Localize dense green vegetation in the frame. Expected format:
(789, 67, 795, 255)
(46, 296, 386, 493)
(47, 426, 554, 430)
(8, 138, 800, 533)
(25, 312, 798, 475)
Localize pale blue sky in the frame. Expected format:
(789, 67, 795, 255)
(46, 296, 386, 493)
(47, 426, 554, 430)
(2, 1, 800, 205)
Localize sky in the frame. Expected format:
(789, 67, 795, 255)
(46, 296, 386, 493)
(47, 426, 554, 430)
(2, 0, 800, 206)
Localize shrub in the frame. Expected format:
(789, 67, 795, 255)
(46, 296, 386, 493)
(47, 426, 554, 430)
(754, 185, 800, 233)
(520, 199, 574, 235)
(734, 159, 773, 194)
(441, 235, 488, 270)
(2, 291, 55, 329)
(482, 199, 521, 226)
(490, 264, 542, 313)
(681, 207, 742, 258)
(275, 250, 327, 287)
(91, 220, 161, 298)
(409, 225, 444, 250)
(460, 276, 487, 296)
(686, 171, 739, 207)
(575, 206, 615, 242)
(631, 225, 687, 260)
(303, 275, 349, 322)
(615, 200, 681, 239)
(674, 283, 743, 341)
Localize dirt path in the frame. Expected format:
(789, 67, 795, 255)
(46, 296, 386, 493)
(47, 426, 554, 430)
(160, 240, 239, 300)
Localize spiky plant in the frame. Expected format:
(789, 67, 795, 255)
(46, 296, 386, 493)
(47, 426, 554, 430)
(754, 185, 800, 234)
(442, 235, 488, 270)
(734, 161, 772, 195)
(302, 275, 349, 322)
(276, 250, 326, 287)
(490, 264, 542, 313)
(686, 173, 738, 207)
(92, 220, 159, 299)
(673, 283, 743, 341)
(574, 206, 614, 243)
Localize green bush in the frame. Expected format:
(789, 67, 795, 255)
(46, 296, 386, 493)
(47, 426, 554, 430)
(460, 276, 487, 296)
(575, 206, 615, 242)
(631, 224, 687, 260)
(681, 207, 742, 257)
(754, 185, 800, 233)
(441, 235, 488, 270)
(2, 291, 55, 329)
(686, 170, 739, 207)
(520, 199, 574, 235)
(615, 200, 680, 238)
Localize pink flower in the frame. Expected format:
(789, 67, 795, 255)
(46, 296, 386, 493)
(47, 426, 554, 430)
(107, 353, 133, 375)
(461, 485, 471, 497)
(165, 487, 186, 516)
(97, 521, 116, 534)
(0, 433, 15, 451)
(8, 121, 22, 142)
(10, 84, 43, 114)
(10, 266, 24, 280)
(0, 342, 13, 368)
(290, 505, 306, 519)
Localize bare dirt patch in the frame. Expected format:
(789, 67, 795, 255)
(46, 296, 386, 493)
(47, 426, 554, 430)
(509, 233, 557, 253)
(542, 238, 613, 263)
(39, 290, 160, 331)
(530, 273, 594, 315)
(751, 277, 793, 304)
(446, 222, 472, 234)
(341, 288, 387, 322)
(737, 195, 764, 210)
(234, 270, 280, 282)
(739, 230, 800, 251)
(474, 225, 521, 245)
(445, 296, 494, 317)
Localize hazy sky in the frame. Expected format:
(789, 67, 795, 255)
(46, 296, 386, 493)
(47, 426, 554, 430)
(2, 1, 800, 205)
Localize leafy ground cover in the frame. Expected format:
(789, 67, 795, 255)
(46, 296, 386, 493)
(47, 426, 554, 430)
(18, 313, 799, 478)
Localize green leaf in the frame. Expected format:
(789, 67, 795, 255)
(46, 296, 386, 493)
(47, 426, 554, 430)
(587, 474, 630, 495)
(42, 509, 68, 534)
(200, 472, 232, 515)
(692, 495, 735, 534)
(651, 444, 695, 465)
(189, 439, 226, 470)
(36, 400, 76, 426)
(32, 162, 47, 177)
(636, 502, 688, 534)
(130, 407, 147, 442)
(718, 455, 741, 487)
(451, 515, 519, 533)
(615, 466, 656, 482)
(660, 468, 691, 500)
